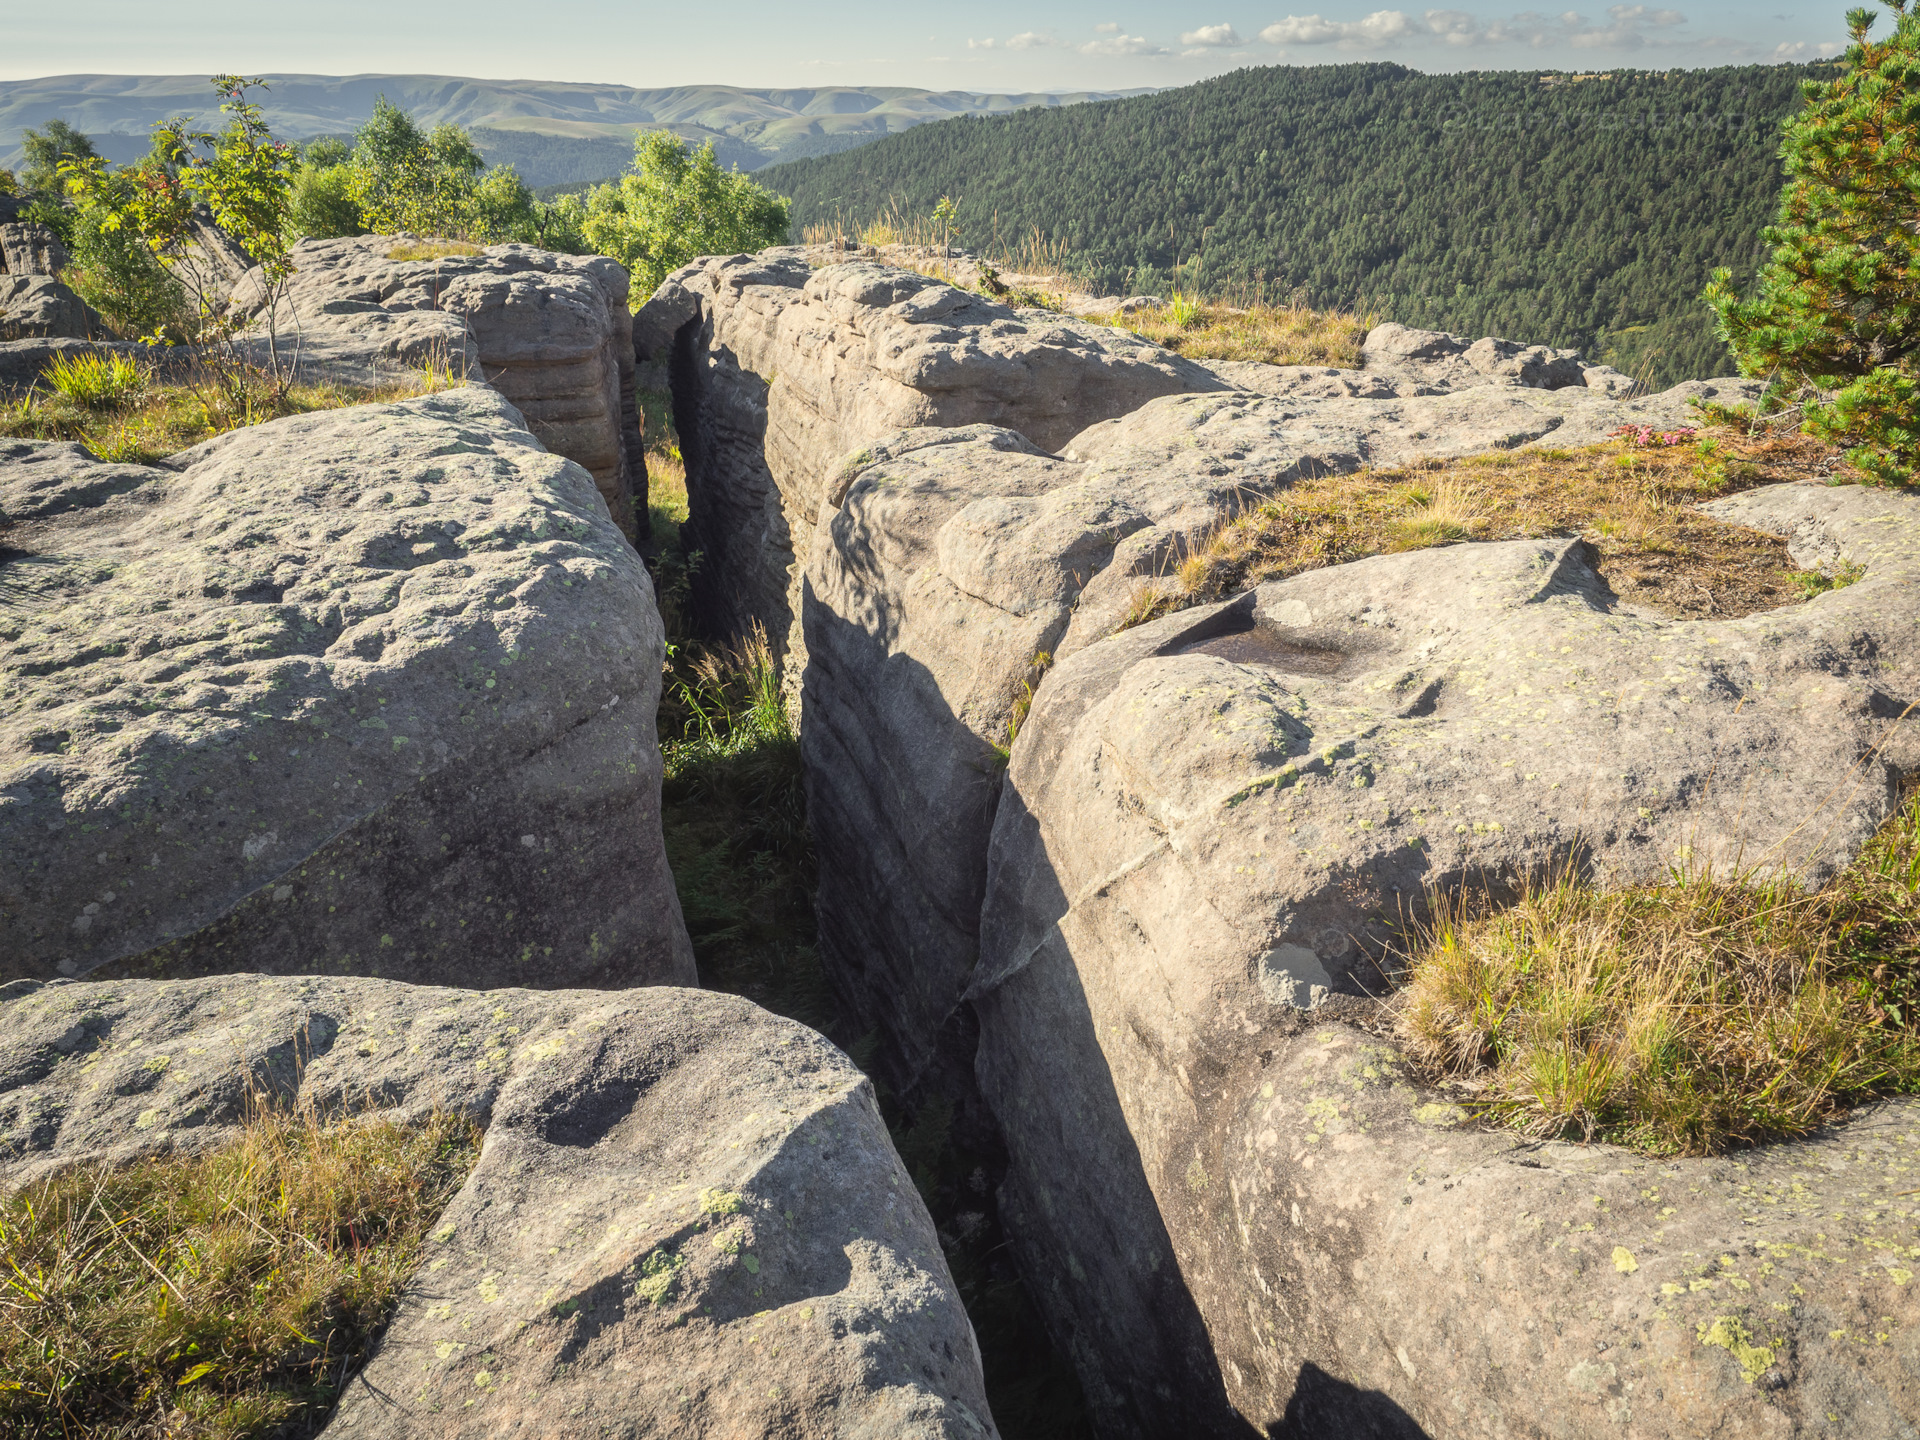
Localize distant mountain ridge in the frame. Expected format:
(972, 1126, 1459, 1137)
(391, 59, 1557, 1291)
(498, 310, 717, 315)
(0, 74, 1154, 181)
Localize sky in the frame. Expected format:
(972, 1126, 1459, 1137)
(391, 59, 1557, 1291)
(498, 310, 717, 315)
(2, 3, 1856, 90)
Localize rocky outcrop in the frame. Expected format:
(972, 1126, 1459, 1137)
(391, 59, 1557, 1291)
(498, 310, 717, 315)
(634, 249, 1225, 664)
(795, 355, 1765, 1095)
(0, 220, 69, 278)
(244, 237, 645, 541)
(0, 273, 100, 340)
(0, 386, 692, 988)
(970, 481, 1920, 1434)
(0, 974, 999, 1439)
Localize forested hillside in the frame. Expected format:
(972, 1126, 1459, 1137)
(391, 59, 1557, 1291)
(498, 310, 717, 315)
(763, 63, 1818, 385)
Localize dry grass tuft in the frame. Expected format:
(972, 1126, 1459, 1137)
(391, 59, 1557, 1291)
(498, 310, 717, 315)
(1116, 425, 1847, 632)
(386, 241, 483, 262)
(1397, 791, 1920, 1155)
(1118, 295, 1369, 368)
(0, 1103, 480, 1438)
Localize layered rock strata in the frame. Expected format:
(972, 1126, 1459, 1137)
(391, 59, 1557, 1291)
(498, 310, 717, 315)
(0, 219, 69, 278)
(0, 974, 999, 1439)
(972, 483, 1920, 1432)
(0, 386, 692, 988)
(244, 237, 645, 540)
(634, 248, 1224, 662)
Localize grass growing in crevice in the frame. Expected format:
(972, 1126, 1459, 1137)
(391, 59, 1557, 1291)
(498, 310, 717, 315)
(1, 353, 455, 464)
(641, 391, 1092, 1438)
(0, 1104, 480, 1439)
(1397, 789, 1920, 1156)
(385, 241, 483, 262)
(1115, 422, 1847, 634)
(1117, 294, 1369, 368)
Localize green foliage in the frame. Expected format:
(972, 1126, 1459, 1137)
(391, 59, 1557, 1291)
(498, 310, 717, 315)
(580, 132, 790, 297)
(346, 98, 480, 236)
(287, 162, 362, 239)
(301, 135, 350, 168)
(56, 159, 187, 339)
(18, 118, 97, 200)
(766, 63, 1819, 388)
(1705, 2, 1920, 486)
(40, 350, 145, 409)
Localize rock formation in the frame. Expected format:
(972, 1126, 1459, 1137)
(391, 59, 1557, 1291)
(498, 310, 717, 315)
(0, 386, 692, 988)
(0, 974, 999, 1439)
(973, 483, 1920, 1433)
(0, 219, 69, 278)
(643, 247, 1920, 1436)
(242, 237, 646, 541)
(634, 249, 1224, 665)
(0, 273, 101, 340)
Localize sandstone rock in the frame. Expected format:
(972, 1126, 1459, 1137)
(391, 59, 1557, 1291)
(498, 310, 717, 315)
(0, 274, 100, 340)
(1364, 321, 1609, 393)
(797, 377, 1772, 1092)
(242, 237, 645, 540)
(0, 974, 999, 1439)
(969, 481, 1920, 1433)
(0, 386, 692, 988)
(0, 220, 69, 278)
(0, 337, 137, 395)
(635, 250, 1225, 664)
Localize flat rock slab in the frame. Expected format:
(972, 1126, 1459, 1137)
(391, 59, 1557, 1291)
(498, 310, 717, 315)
(971, 481, 1920, 1433)
(0, 974, 999, 1439)
(0, 387, 692, 988)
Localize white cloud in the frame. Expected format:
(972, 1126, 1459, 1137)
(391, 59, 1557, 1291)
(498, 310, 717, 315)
(1771, 38, 1844, 60)
(1181, 23, 1245, 45)
(1094, 21, 1123, 34)
(1258, 6, 1692, 52)
(966, 33, 1057, 49)
(1260, 11, 1417, 47)
(1081, 32, 1171, 55)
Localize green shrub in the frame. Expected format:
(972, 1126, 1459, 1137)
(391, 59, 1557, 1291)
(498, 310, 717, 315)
(287, 161, 363, 239)
(580, 132, 789, 297)
(1705, 1, 1920, 487)
(41, 350, 145, 408)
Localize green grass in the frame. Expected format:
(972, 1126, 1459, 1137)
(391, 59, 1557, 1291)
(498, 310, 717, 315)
(0, 1105, 479, 1438)
(1, 356, 451, 464)
(1399, 790, 1920, 1155)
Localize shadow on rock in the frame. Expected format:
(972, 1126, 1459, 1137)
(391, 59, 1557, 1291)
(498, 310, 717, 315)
(1272, 1364, 1433, 1440)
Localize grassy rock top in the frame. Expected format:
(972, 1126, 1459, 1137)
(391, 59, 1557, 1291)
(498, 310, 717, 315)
(0, 974, 997, 1438)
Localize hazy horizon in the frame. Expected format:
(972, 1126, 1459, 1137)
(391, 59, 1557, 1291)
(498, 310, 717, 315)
(4, 3, 1857, 89)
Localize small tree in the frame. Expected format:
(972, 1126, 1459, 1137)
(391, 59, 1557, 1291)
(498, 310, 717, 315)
(1705, 1, 1920, 487)
(580, 132, 789, 297)
(62, 76, 298, 407)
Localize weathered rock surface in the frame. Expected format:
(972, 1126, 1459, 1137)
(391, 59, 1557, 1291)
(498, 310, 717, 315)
(0, 386, 693, 988)
(970, 481, 1920, 1434)
(0, 220, 69, 278)
(0, 273, 101, 340)
(797, 373, 1771, 1094)
(635, 249, 1225, 663)
(243, 237, 645, 540)
(0, 974, 999, 1439)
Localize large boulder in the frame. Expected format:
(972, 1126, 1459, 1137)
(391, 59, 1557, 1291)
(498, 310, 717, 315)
(0, 974, 1000, 1439)
(970, 482, 1920, 1434)
(0, 220, 69, 278)
(0, 386, 693, 988)
(0, 273, 100, 340)
(245, 238, 646, 541)
(634, 249, 1226, 663)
